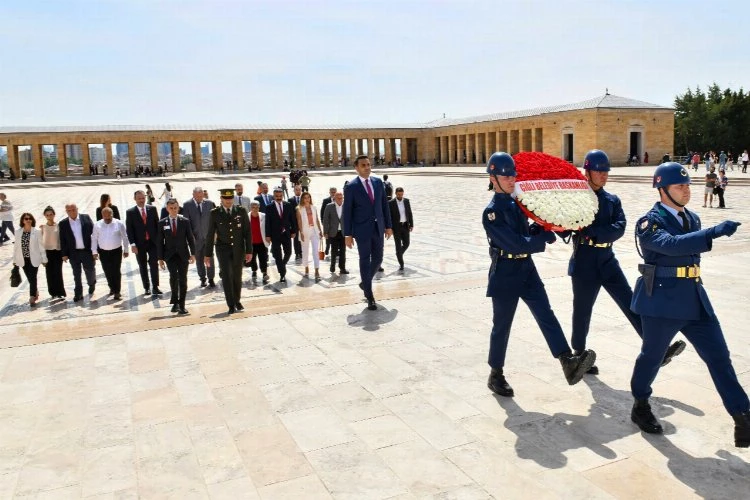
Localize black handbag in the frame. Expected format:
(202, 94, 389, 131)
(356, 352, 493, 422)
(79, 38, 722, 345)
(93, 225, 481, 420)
(10, 265, 22, 287)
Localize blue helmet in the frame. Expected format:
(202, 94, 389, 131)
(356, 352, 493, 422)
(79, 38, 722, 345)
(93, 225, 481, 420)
(583, 149, 610, 171)
(653, 162, 691, 188)
(486, 152, 516, 176)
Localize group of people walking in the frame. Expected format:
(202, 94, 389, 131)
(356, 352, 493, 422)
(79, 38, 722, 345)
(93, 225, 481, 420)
(482, 149, 749, 448)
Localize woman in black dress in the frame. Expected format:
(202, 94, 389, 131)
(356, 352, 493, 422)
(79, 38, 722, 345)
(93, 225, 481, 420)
(39, 206, 66, 299)
(95, 193, 121, 221)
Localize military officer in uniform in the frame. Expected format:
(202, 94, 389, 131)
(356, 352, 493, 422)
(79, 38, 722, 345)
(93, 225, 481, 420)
(483, 152, 596, 397)
(567, 149, 685, 374)
(205, 188, 253, 314)
(630, 162, 749, 447)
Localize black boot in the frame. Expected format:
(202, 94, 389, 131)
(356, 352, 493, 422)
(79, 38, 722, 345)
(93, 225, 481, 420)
(631, 399, 663, 434)
(487, 368, 514, 397)
(574, 350, 599, 375)
(661, 340, 687, 367)
(559, 350, 596, 385)
(733, 411, 750, 448)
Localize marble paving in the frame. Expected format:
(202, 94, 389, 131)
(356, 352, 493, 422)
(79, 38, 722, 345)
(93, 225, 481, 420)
(0, 166, 748, 499)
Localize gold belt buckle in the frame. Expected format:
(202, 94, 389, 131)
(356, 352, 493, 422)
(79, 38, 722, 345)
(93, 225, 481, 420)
(677, 265, 700, 278)
(516, 253, 528, 259)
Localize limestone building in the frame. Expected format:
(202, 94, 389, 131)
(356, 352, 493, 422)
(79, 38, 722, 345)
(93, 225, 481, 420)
(0, 93, 673, 177)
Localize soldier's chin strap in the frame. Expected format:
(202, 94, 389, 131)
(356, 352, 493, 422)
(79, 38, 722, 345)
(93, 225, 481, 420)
(659, 186, 685, 208)
(492, 175, 512, 195)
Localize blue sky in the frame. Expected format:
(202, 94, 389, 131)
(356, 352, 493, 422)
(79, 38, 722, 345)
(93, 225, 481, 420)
(0, 0, 746, 127)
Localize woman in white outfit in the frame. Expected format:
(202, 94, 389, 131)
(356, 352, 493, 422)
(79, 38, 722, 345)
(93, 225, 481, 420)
(13, 212, 47, 306)
(295, 192, 323, 282)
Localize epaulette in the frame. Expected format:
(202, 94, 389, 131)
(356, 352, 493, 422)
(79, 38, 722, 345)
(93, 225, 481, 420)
(636, 213, 660, 235)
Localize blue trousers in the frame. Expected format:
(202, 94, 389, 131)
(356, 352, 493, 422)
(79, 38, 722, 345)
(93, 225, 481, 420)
(631, 314, 749, 415)
(571, 264, 642, 351)
(355, 224, 384, 300)
(488, 265, 570, 369)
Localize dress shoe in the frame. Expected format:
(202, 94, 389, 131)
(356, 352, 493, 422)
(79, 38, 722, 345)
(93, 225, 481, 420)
(330, 264, 335, 273)
(177, 308, 189, 315)
(73, 295, 83, 302)
(88, 285, 95, 295)
(252, 271, 257, 279)
(314, 270, 321, 282)
(399, 265, 404, 272)
(208, 280, 216, 288)
(358, 282, 364, 290)
(153, 288, 163, 295)
(107, 290, 114, 297)
(113, 293, 122, 301)
(262, 274, 270, 284)
(200, 279, 207, 288)
(559, 349, 596, 386)
(661, 340, 687, 367)
(171, 304, 179, 313)
(227, 306, 236, 315)
(235, 302, 244, 311)
(144, 289, 151, 296)
(367, 298, 377, 311)
(280, 276, 286, 283)
(29, 295, 38, 307)
(574, 350, 599, 375)
(339, 269, 349, 274)
(487, 368, 514, 397)
(378, 267, 384, 272)
(732, 411, 750, 447)
(631, 399, 663, 434)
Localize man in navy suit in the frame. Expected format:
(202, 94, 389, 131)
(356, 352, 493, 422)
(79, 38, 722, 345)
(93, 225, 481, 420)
(126, 190, 162, 296)
(343, 155, 392, 310)
(157, 199, 196, 314)
(265, 187, 297, 282)
(59, 203, 96, 302)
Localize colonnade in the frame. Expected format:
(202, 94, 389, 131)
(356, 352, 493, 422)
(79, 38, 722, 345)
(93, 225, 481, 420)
(432, 128, 544, 165)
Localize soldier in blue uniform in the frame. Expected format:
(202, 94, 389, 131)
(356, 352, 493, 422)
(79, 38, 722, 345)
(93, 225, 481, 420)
(567, 149, 685, 374)
(483, 152, 596, 397)
(630, 162, 749, 447)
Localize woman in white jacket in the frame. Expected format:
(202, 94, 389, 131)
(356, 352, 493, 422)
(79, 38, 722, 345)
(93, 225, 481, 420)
(295, 192, 323, 282)
(13, 212, 47, 306)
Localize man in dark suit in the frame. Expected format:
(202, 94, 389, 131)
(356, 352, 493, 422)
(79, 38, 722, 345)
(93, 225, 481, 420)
(288, 185, 303, 260)
(264, 186, 296, 282)
(59, 203, 96, 302)
(254, 183, 274, 213)
(343, 155, 393, 310)
(322, 191, 347, 274)
(205, 188, 253, 314)
(320, 187, 337, 256)
(157, 199, 196, 314)
(126, 190, 162, 296)
(388, 187, 414, 271)
(182, 186, 216, 288)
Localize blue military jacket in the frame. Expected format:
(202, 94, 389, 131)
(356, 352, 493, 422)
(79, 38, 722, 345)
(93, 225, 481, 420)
(569, 188, 626, 278)
(631, 202, 715, 320)
(483, 192, 548, 298)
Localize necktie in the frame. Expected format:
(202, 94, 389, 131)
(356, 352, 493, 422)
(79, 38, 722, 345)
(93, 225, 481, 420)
(365, 179, 374, 203)
(171, 218, 176, 236)
(198, 202, 202, 215)
(141, 207, 149, 240)
(278, 203, 283, 218)
(678, 211, 690, 232)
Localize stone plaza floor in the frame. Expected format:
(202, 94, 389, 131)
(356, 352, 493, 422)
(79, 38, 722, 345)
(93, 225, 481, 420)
(0, 165, 748, 499)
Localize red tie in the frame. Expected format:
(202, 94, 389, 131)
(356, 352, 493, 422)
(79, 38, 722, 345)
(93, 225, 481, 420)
(141, 207, 149, 240)
(278, 203, 283, 218)
(171, 218, 176, 236)
(365, 179, 374, 203)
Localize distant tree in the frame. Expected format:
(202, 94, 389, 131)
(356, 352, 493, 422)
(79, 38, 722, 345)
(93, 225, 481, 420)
(674, 84, 750, 155)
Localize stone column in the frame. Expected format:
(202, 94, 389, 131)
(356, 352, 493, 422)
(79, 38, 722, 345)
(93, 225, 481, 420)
(440, 136, 447, 164)
(7, 145, 18, 178)
(232, 140, 243, 170)
(252, 140, 261, 169)
(315, 139, 322, 167)
(293, 138, 302, 168)
(332, 139, 339, 167)
(338, 139, 346, 165)
(384, 139, 392, 164)
(81, 144, 91, 176)
(323, 140, 330, 167)
(368, 138, 375, 160)
(269, 140, 277, 169)
(277, 139, 285, 168)
(105, 143, 114, 174)
(475, 133, 482, 164)
(305, 139, 313, 167)
(32, 144, 44, 177)
(212, 140, 222, 170)
(150, 142, 159, 171)
(484, 132, 491, 159)
(192, 141, 202, 171)
(351, 138, 359, 158)
(171, 141, 180, 172)
(357, 139, 364, 156)
(56, 143, 68, 176)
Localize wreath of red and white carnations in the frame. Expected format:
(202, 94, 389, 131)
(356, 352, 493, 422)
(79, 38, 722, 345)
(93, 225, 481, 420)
(511, 152, 599, 231)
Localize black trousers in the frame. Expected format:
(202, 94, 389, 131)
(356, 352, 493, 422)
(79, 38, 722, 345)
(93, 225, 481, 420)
(99, 247, 123, 294)
(22, 257, 39, 298)
(216, 249, 243, 307)
(194, 238, 215, 281)
(271, 234, 292, 277)
(45, 249, 66, 297)
(166, 255, 189, 306)
(69, 249, 96, 297)
(329, 231, 346, 271)
(294, 232, 302, 258)
(250, 243, 268, 274)
(393, 223, 411, 267)
(0, 221, 14, 243)
(716, 187, 726, 208)
(135, 240, 159, 289)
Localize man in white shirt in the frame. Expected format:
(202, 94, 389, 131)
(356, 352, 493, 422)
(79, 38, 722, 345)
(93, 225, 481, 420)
(388, 187, 414, 271)
(0, 193, 14, 245)
(235, 183, 252, 211)
(92, 207, 130, 300)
